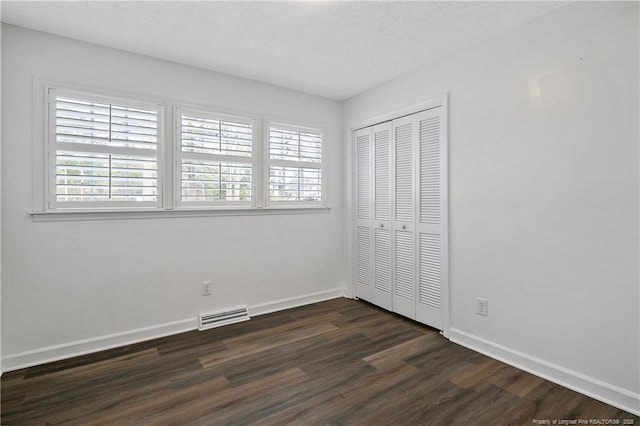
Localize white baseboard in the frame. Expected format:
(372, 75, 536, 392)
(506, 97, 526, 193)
(249, 288, 347, 317)
(449, 328, 640, 416)
(2, 318, 198, 372)
(2, 288, 347, 373)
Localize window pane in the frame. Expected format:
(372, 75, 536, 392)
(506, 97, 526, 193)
(269, 166, 322, 202)
(181, 159, 252, 202)
(56, 151, 157, 203)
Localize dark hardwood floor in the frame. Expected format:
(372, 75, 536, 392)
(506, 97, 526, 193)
(2, 298, 638, 425)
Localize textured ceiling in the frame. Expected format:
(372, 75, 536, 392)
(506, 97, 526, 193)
(1, 1, 565, 100)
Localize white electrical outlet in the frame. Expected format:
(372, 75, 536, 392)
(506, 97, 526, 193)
(201, 280, 212, 296)
(477, 298, 488, 317)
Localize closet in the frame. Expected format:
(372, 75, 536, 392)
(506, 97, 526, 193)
(354, 105, 447, 330)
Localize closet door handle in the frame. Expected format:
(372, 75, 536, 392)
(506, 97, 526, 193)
(380, 223, 384, 228)
(402, 225, 406, 230)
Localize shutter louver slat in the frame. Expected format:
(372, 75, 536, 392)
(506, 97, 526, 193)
(356, 133, 371, 220)
(374, 228, 391, 293)
(374, 129, 390, 221)
(394, 230, 414, 300)
(395, 123, 413, 222)
(420, 116, 441, 225)
(419, 233, 441, 308)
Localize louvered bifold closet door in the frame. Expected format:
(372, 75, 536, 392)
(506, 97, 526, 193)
(354, 127, 374, 303)
(372, 122, 393, 310)
(392, 116, 417, 319)
(415, 106, 446, 329)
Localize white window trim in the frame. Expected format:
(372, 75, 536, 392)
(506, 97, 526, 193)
(30, 205, 330, 222)
(31, 79, 330, 220)
(174, 105, 258, 210)
(264, 120, 327, 207)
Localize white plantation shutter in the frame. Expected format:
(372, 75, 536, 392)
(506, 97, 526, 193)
(267, 123, 323, 204)
(43, 85, 335, 215)
(177, 110, 254, 206)
(50, 90, 162, 208)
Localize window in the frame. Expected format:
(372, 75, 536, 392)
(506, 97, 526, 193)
(48, 89, 163, 209)
(267, 122, 324, 204)
(177, 109, 254, 207)
(38, 84, 328, 216)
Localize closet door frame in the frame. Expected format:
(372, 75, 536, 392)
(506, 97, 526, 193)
(350, 94, 450, 338)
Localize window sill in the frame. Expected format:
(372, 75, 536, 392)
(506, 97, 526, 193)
(30, 206, 331, 222)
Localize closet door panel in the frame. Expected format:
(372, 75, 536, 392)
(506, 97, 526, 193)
(392, 117, 416, 318)
(354, 102, 447, 332)
(372, 122, 393, 310)
(355, 128, 373, 303)
(415, 107, 445, 329)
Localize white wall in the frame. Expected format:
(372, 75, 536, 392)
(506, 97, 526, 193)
(1, 24, 345, 368)
(344, 1, 639, 414)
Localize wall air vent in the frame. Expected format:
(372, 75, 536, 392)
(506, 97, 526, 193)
(198, 306, 250, 331)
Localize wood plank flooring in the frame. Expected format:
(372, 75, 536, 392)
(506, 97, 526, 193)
(2, 298, 638, 425)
